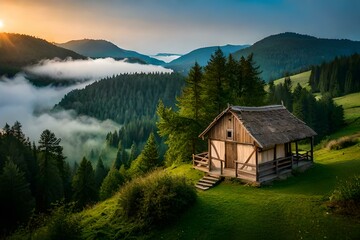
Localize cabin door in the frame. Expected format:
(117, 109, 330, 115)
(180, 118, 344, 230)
(225, 142, 236, 168)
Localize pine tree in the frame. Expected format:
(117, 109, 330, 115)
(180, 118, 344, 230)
(201, 48, 227, 119)
(129, 132, 160, 176)
(178, 62, 204, 121)
(95, 157, 107, 189)
(99, 167, 124, 200)
(0, 161, 35, 231)
(37, 129, 65, 210)
(239, 54, 266, 106)
(72, 157, 98, 209)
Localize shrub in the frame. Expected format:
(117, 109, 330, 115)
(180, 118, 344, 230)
(118, 170, 196, 228)
(34, 205, 82, 240)
(330, 175, 360, 215)
(326, 136, 358, 150)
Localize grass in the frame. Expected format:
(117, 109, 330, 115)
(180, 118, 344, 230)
(76, 90, 360, 240)
(77, 140, 360, 239)
(154, 142, 360, 239)
(272, 70, 312, 91)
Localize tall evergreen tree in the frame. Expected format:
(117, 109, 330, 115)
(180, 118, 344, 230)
(37, 129, 65, 210)
(177, 62, 204, 122)
(201, 48, 228, 119)
(95, 157, 107, 189)
(72, 157, 98, 209)
(0, 161, 35, 232)
(239, 54, 266, 106)
(129, 132, 160, 176)
(99, 167, 124, 200)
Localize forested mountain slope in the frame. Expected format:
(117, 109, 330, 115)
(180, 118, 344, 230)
(0, 33, 84, 76)
(57, 39, 164, 65)
(233, 32, 360, 81)
(309, 53, 360, 96)
(165, 44, 249, 73)
(55, 73, 185, 124)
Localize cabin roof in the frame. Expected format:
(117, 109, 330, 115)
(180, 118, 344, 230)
(199, 105, 317, 149)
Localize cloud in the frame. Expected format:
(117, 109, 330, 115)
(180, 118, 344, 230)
(0, 75, 119, 163)
(150, 54, 182, 63)
(25, 57, 172, 80)
(1, 58, 172, 163)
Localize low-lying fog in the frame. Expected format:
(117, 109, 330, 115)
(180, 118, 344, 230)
(0, 58, 172, 163)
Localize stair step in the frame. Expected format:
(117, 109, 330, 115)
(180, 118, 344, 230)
(195, 184, 210, 190)
(199, 179, 217, 184)
(203, 176, 220, 181)
(197, 181, 213, 187)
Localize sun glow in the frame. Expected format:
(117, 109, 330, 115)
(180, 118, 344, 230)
(0, 20, 4, 29)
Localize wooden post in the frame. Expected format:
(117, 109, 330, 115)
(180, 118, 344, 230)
(255, 146, 259, 182)
(310, 137, 314, 162)
(295, 141, 298, 167)
(208, 139, 212, 171)
(235, 161, 238, 178)
(275, 158, 278, 175)
(273, 144, 277, 160)
(221, 161, 223, 175)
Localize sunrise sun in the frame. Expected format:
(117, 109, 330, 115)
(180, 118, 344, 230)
(0, 20, 4, 29)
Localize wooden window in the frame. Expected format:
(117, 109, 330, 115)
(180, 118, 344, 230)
(226, 129, 233, 140)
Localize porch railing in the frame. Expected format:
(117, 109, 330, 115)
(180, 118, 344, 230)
(192, 152, 209, 168)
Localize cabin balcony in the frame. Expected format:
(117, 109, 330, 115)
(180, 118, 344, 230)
(193, 151, 313, 183)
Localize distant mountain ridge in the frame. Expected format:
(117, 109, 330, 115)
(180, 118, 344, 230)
(0, 33, 84, 76)
(57, 39, 164, 65)
(165, 44, 250, 73)
(233, 32, 360, 81)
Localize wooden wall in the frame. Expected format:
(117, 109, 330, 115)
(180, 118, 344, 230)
(210, 140, 225, 169)
(258, 144, 286, 163)
(237, 144, 256, 171)
(208, 113, 253, 143)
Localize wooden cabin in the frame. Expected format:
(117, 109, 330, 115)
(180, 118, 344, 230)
(193, 105, 317, 183)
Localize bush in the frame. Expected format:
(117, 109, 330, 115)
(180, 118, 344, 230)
(118, 171, 196, 228)
(330, 175, 360, 215)
(326, 136, 358, 150)
(29, 205, 82, 240)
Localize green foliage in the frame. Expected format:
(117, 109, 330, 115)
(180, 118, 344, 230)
(99, 167, 124, 200)
(56, 73, 184, 125)
(158, 50, 266, 164)
(268, 82, 344, 142)
(94, 157, 108, 189)
(0, 161, 35, 232)
(326, 135, 358, 150)
(22, 205, 82, 240)
(309, 53, 360, 97)
(72, 157, 98, 209)
(331, 175, 360, 202)
(118, 171, 197, 228)
(129, 133, 161, 176)
(233, 32, 360, 81)
(330, 175, 360, 215)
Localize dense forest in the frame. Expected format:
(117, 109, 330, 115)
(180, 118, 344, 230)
(56, 73, 185, 157)
(56, 73, 184, 124)
(309, 53, 360, 97)
(0, 121, 166, 236)
(268, 78, 344, 140)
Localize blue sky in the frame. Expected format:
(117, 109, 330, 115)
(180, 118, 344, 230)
(1, 0, 359, 54)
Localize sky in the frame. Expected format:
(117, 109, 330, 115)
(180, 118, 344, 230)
(0, 0, 359, 54)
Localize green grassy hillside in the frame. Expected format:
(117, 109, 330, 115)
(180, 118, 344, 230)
(273, 70, 311, 91)
(55, 92, 360, 239)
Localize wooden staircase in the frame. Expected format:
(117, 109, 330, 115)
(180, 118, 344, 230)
(195, 174, 222, 190)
